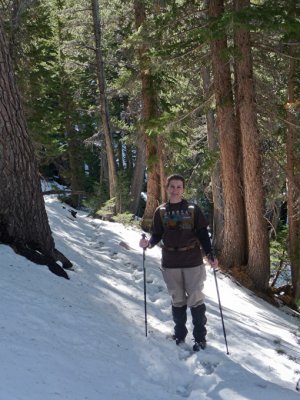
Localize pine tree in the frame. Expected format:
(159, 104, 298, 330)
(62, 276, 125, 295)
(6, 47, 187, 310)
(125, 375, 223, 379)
(133, 0, 165, 231)
(91, 0, 118, 204)
(233, 0, 270, 291)
(208, 0, 247, 267)
(0, 16, 71, 278)
(285, 0, 300, 303)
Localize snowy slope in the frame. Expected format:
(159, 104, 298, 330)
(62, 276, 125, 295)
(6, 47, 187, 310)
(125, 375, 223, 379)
(0, 196, 299, 400)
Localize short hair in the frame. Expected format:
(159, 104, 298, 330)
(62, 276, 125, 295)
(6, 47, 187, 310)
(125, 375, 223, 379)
(166, 174, 185, 188)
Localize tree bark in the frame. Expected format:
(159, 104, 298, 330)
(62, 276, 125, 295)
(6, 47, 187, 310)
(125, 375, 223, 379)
(234, 0, 270, 291)
(129, 130, 146, 215)
(67, 125, 85, 208)
(202, 65, 224, 254)
(91, 0, 117, 203)
(56, 0, 85, 208)
(208, 0, 246, 267)
(286, 33, 300, 303)
(134, 0, 164, 231)
(0, 17, 71, 278)
(158, 136, 167, 204)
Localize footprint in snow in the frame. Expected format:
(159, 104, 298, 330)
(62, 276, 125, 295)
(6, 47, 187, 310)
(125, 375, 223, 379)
(109, 252, 119, 260)
(93, 241, 105, 249)
(132, 269, 143, 282)
(148, 285, 165, 303)
(126, 263, 145, 285)
(176, 383, 192, 398)
(119, 241, 132, 250)
(125, 262, 142, 271)
(199, 360, 220, 375)
(174, 342, 221, 376)
(151, 284, 165, 293)
(148, 293, 159, 303)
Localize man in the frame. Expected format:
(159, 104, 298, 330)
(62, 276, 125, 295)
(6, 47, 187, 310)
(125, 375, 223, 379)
(139, 174, 218, 351)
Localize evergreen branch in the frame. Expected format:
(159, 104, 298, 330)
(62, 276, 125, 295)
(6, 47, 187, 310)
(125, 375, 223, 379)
(164, 94, 215, 128)
(279, 117, 300, 130)
(68, 8, 92, 14)
(253, 41, 300, 60)
(43, 190, 85, 196)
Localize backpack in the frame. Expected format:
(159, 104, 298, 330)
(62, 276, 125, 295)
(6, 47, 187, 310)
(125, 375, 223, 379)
(159, 202, 195, 230)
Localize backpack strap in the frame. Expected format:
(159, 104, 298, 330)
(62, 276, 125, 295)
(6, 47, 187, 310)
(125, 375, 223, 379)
(187, 203, 195, 229)
(159, 204, 168, 223)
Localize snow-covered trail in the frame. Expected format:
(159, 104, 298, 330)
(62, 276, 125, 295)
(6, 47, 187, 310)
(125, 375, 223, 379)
(0, 197, 299, 400)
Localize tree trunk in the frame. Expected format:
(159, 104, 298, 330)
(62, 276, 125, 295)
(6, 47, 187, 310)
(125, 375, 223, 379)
(234, 0, 270, 291)
(56, 0, 84, 209)
(158, 136, 167, 203)
(3, 0, 27, 63)
(202, 65, 224, 254)
(0, 17, 71, 278)
(208, 0, 246, 267)
(142, 139, 161, 231)
(286, 36, 300, 303)
(129, 130, 146, 215)
(91, 0, 117, 203)
(100, 143, 109, 197)
(134, 0, 163, 231)
(67, 125, 85, 208)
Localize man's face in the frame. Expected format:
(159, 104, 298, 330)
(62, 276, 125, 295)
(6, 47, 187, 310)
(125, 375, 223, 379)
(167, 179, 184, 203)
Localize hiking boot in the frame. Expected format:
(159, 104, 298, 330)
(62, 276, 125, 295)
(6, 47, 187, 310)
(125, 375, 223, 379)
(172, 334, 185, 345)
(192, 341, 206, 352)
(172, 305, 188, 343)
(191, 304, 207, 345)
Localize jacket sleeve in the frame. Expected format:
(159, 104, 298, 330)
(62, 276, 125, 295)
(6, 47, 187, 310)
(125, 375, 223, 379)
(196, 227, 213, 257)
(194, 205, 214, 257)
(148, 207, 164, 247)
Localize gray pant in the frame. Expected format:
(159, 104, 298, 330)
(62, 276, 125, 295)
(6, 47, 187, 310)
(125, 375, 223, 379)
(161, 264, 206, 308)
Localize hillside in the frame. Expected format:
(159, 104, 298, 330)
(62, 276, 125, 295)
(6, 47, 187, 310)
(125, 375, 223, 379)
(0, 196, 299, 400)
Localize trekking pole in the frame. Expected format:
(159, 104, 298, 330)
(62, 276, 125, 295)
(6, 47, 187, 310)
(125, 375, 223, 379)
(141, 233, 148, 337)
(213, 267, 229, 355)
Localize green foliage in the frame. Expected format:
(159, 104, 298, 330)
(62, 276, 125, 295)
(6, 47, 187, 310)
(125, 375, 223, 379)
(83, 182, 109, 215)
(116, 170, 132, 213)
(4, 0, 299, 248)
(57, 194, 76, 207)
(112, 212, 135, 226)
(96, 198, 116, 219)
(12, 1, 63, 153)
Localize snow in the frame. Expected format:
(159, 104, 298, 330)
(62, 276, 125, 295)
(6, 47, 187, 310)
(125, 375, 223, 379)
(0, 196, 299, 400)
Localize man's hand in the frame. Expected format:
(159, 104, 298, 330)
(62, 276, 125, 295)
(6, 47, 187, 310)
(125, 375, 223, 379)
(139, 238, 149, 249)
(209, 258, 219, 269)
(206, 253, 218, 269)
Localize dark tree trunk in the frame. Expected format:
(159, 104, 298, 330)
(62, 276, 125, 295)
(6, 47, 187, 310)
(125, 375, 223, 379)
(202, 65, 224, 254)
(285, 24, 300, 303)
(208, 0, 247, 267)
(158, 136, 167, 203)
(67, 125, 85, 208)
(91, 0, 117, 203)
(134, 0, 164, 231)
(0, 17, 71, 278)
(129, 130, 146, 215)
(56, 0, 85, 209)
(234, 0, 270, 291)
